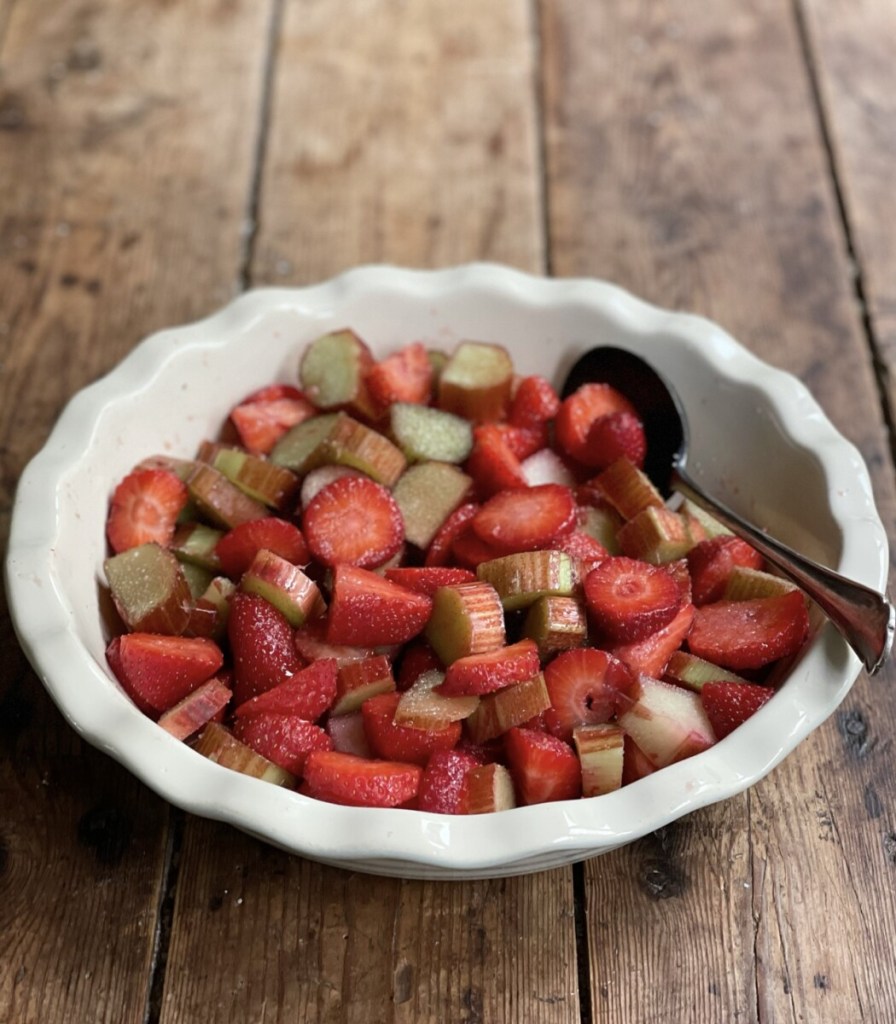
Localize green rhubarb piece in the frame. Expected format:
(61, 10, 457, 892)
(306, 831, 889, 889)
(394, 669, 479, 729)
(209, 446, 300, 512)
(577, 504, 623, 555)
(136, 454, 195, 481)
(104, 542, 192, 635)
(172, 522, 223, 572)
(240, 549, 324, 627)
(272, 412, 406, 487)
(522, 595, 588, 658)
(678, 498, 732, 539)
(389, 403, 473, 464)
(465, 673, 551, 744)
(591, 458, 664, 520)
(573, 724, 625, 797)
(193, 722, 293, 786)
(425, 581, 506, 665)
(476, 550, 576, 611)
(723, 566, 797, 601)
(298, 328, 377, 418)
(187, 575, 236, 641)
(437, 341, 514, 422)
(392, 461, 472, 549)
(185, 463, 268, 529)
(664, 651, 747, 693)
(617, 506, 696, 565)
(181, 561, 215, 600)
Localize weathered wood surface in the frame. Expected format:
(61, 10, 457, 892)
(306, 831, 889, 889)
(2, 0, 895, 1022)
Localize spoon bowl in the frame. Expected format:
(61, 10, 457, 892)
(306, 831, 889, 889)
(562, 345, 894, 675)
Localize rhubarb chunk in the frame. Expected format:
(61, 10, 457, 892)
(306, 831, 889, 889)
(425, 581, 505, 664)
(299, 328, 377, 419)
(193, 722, 294, 786)
(391, 462, 472, 550)
(437, 341, 514, 423)
(476, 549, 576, 611)
(104, 542, 193, 635)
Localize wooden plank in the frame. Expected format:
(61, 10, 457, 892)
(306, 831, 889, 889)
(800, 0, 896, 410)
(158, 3, 580, 1023)
(541, 0, 896, 1021)
(0, 2, 275, 1022)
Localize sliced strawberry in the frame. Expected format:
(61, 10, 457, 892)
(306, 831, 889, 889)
(686, 536, 765, 606)
(227, 592, 303, 705)
(509, 374, 561, 430)
(687, 591, 810, 670)
(302, 475, 404, 569)
(233, 712, 332, 775)
(464, 424, 528, 498)
(438, 639, 541, 697)
(554, 383, 638, 465)
(552, 529, 610, 578)
(158, 675, 233, 740)
(215, 517, 309, 579)
(361, 692, 461, 766)
(396, 640, 443, 691)
(383, 566, 477, 597)
(417, 749, 481, 814)
(106, 633, 224, 717)
(365, 341, 433, 411)
(106, 468, 189, 554)
(326, 565, 432, 647)
(471, 483, 577, 554)
(233, 657, 338, 721)
(609, 602, 695, 678)
(504, 727, 581, 804)
(303, 750, 422, 808)
(494, 422, 548, 461)
(294, 618, 393, 666)
(582, 411, 647, 470)
(542, 647, 633, 742)
(424, 502, 480, 567)
(450, 523, 505, 568)
(229, 387, 316, 455)
(583, 556, 681, 643)
(700, 680, 774, 739)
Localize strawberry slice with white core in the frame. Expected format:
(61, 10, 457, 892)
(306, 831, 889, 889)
(302, 474, 404, 569)
(472, 484, 577, 554)
(106, 468, 189, 554)
(583, 556, 682, 644)
(303, 750, 422, 808)
(543, 647, 634, 742)
(700, 680, 774, 739)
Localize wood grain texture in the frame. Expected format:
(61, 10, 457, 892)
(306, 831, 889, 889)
(799, 0, 896, 419)
(0, 2, 276, 1022)
(540, 0, 896, 1021)
(157, 3, 580, 1023)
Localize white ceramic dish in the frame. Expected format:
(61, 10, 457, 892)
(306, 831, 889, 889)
(6, 263, 888, 879)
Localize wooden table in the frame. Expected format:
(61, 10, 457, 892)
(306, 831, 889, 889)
(2, 2, 895, 1021)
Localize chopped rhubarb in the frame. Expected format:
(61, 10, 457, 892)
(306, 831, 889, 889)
(425, 581, 505, 665)
(104, 543, 193, 635)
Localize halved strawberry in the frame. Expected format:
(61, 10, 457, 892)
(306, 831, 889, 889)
(554, 383, 638, 465)
(294, 618, 395, 666)
(686, 536, 765, 606)
(582, 411, 647, 470)
(417, 749, 481, 814)
(438, 639, 541, 697)
(424, 502, 480, 567)
(383, 566, 477, 597)
(365, 341, 433, 411)
(396, 640, 443, 691)
(471, 484, 577, 554)
(450, 523, 504, 568)
(542, 647, 633, 742)
(687, 591, 810, 670)
(700, 681, 774, 739)
(302, 475, 404, 569)
(494, 422, 547, 461)
(233, 712, 332, 775)
(504, 727, 582, 804)
(464, 424, 528, 498)
(229, 386, 316, 455)
(215, 517, 309, 579)
(509, 374, 561, 430)
(303, 750, 422, 807)
(106, 468, 189, 554)
(609, 602, 696, 678)
(552, 530, 610, 578)
(227, 592, 304, 705)
(361, 692, 460, 766)
(233, 657, 338, 721)
(583, 556, 682, 643)
(106, 633, 224, 717)
(326, 565, 432, 647)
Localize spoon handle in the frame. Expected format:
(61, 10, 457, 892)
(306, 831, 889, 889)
(672, 466, 894, 675)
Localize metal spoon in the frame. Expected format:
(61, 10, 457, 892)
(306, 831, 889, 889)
(562, 345, 894, 675)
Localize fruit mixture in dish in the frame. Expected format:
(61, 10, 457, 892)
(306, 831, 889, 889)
(101, 330, 811, 812)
